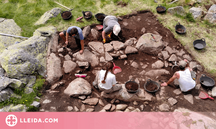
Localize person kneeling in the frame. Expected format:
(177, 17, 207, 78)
(93, 61, 122, 94)
(161, 59, 196, 92)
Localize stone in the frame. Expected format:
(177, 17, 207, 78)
(64, 54, 71, 61)
(98, 99, 105, 106)
(116, 104, 128, 111)
(136, 33, 164, 55)
(139, 70, 146, 76)
(58, 48, 64, 53)
(204, 4, 216, 24)
(125, 46, 138, 54)
(173, 89, 181, 95)
(131, 108, 141, 112)
(76, 61, 89, 68)
(168, 98, 178, 106)
(119, 55, 127, 59)
(86, 108, 94, 112)
(183, 54, 192, 61)
(74, 106, 79, 112)
(161, 51, 169, 60)
(124, 38, 137, 46)
(104, 43, 114, 52)
(25, 76, 36, 88)
(168, 54, 177, 62)
(103, 104, 112, 111)
(164, 61, 168, 67)
(73, 49, 99, 67)
(0, 19, 22, 54)
(115, 100, 120, 104)
(212, 87, 216, 97)
(123, 22, 128, 26)
(80, 104, 85, 112)
(111, 41, 125, 50)
(152, 60, 164, 69)
(67, 106, 73, 111)
(42, 99, 51, 104)
(78, 96, 86, 100)
(10, 104, 27, 112)
(51, 81, 65, 90)
(64, 78, 91, 97)
(63, 60, 77, 74)
(133, 101, 138, 106)
(24, 87, 34, 94)
(165, 46, 176, 54)
(34, 8, 61, 25)
(189, 7, 203, 19)
(100, 57, 106, 63)
(141, 27, 146, 33)
(145, 69, 170, 77)
(0, 88, 14, 102)
(105, 52, 113, 61)
(184, 94, 194, 104)
(195, 96, 200, 100)
(82, 26, 91, 38)
(140, 105, 144, 111)
(195, 84, 201, 90)
(1, 27, 57, 79)
(91, 29, 98, 39)
(88, 41, 104, 55)
(46, 53, 63, 84)
(110, 105, 116, 112)
(159, 103, 170, 111)
(167, 6, 185, 16)
(131, 62, 139, 69)
(30, 101, 40, 108)
(0, 68, 4, 77)
(82, 98, 99, 106)
(176, 49, 185, 57)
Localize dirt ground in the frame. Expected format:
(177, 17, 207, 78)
(40, 10, 216, 112)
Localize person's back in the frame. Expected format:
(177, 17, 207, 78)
(177, 68, 196, 92)
(98, 69, 116, 90)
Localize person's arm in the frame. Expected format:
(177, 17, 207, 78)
(65, 32, 69, 45)
(79, 40, 84, 54)
(161, 72, 179, 86)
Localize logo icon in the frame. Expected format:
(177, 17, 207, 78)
(5, 114, 18, 127)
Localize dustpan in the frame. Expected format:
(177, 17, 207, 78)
(96, 25, 103, 30)
(75, 74, 87, 78)
(113, 63, 122, 74)
(199, 91, 214, 100)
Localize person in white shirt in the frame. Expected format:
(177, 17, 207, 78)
(93, 61, 122, 93)
(161, 59, 196, 92)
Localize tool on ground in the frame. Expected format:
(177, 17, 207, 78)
(54, 1, 72, 10)
(151, 34, 156, 42)
(96, 25, 103, 30)
(0, 33, 29, 39)
(199, 91, 214, 100)
(76, 17, 83, 21)
(55, 1, 74, 20)
(75, 74, 87, 78)
(113, 63, 122, 74)
(171, 61, 178, 70)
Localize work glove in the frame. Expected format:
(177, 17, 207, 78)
(108, 33, 111, 38)
(103, 39, 106, 43)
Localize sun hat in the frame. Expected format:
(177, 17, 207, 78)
(113, 25, 121, 36)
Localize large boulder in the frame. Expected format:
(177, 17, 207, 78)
(189, 7, 203, 19)
(136, 33, 165, 55)
(204, 4, 216, 24)
(73, 49, 99, 67)
(167, 6, 185, 16)
(82, 26, 91, 38)
(34, 8, 61, 25)
(64, 78, 92, 97)
(88, 41, 104, 55)
(125, 46, 138, 54)
(145, 69, 170, 77)
(0, 26, 57, 79)
(0, 104, 27, 112)
(63, 60, 77, 73)
(111, 41, 125, 51)
(0, 88, 14, 102)
(46, 53, 63, 84)
(0, 19, 23, 54)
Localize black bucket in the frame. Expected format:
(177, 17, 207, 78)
(82, 11, 93, 20)
(95, 13, 106, 22)
(193, 38, 206, 50)
(175, 22, 186, 34)
(199, 74, 215, 88)
(156, 5, 166, 14)
(144, 79, 160, 93)
(61, 11, 72, 20)
(125, 80, 140, 93)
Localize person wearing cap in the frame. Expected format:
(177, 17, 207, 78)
(161, 59, 196, 92)
(59, 26, 84, 54)
(102, 15, 121, 43)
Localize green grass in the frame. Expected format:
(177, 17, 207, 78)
(0, 76, 45, 111)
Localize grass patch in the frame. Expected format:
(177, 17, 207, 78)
(0, 76, 45, 111)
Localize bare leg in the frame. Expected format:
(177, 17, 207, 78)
(59, 32, 66, 42)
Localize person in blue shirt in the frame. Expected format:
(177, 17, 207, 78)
(59, 26, 84, 54)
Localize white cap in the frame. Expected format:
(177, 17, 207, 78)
(113, 25, 121, 36)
